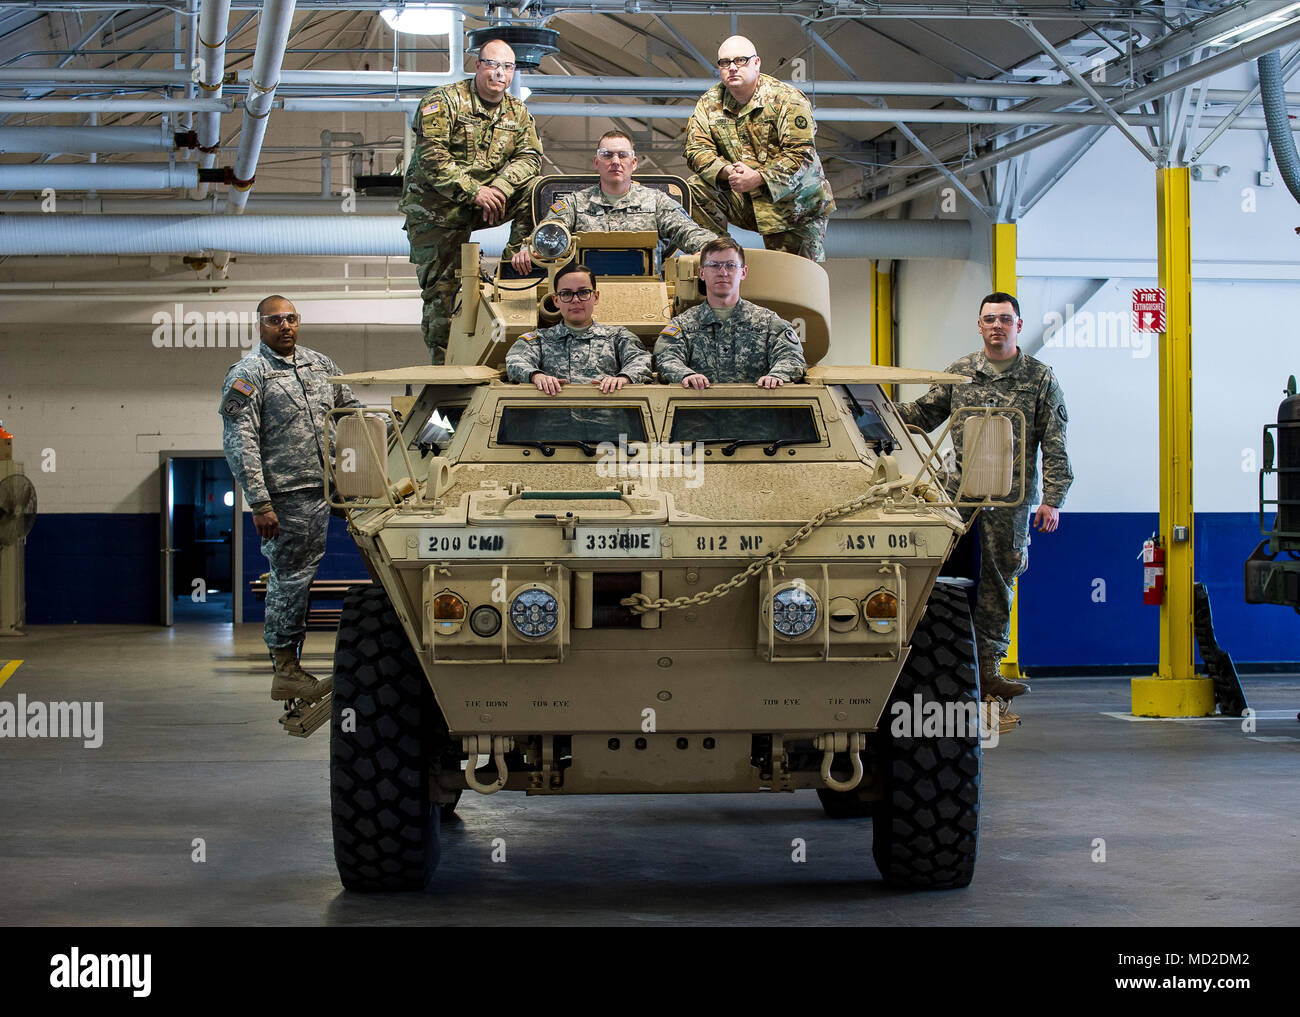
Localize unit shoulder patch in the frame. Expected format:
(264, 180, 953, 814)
(1056, 403, 1069, 424)
(794, 114, 809, 130)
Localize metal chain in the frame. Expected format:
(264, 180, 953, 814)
(621, 477, 914, 615)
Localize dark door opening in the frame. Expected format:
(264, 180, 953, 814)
(161, 454, 238, 624)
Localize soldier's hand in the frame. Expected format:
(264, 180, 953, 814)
(511, 248, 534, 273)
(682, 374, 711, 389)
(254, 509, 280, 539)
(474, 185, 507, 224)
(727, 163, 764, 194)
(532, 372, 565, 396)
(598, 375, 629, 393)
(1033, 504, 1060, 533)
(756, 375, 784, 389)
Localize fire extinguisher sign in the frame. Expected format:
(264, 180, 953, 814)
(1132, 288, 1166, 332)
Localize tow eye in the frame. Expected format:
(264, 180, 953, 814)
(813, 731, 866, 792)
(462, 735, 514, 794)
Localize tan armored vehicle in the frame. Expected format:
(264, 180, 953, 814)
(315, 177, 1020, 892)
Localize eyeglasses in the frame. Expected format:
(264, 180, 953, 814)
(717, 55, 756, 69)
(700, 260, 742, 273)
(259, 313, 299, 326)
(477, 58, 516, 72)
(596, 148, 635, 161)
(555, 288, 596, 302)
(979, 313, 1018, 326)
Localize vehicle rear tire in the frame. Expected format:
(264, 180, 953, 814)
(871, 583, 981, 889)
(331, 584, 442, 891)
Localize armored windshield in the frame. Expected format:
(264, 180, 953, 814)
(496, 405, 648, 450)
(668, 404, 821, 446)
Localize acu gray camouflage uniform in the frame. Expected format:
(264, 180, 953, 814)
(684, 73, 835, 262)
(895, 350, 1073, 666)
(400, 78, 542, 364)
(219, 342, 361, 652)
(654, 298, 806, 384)
(533, 181, 716, 253)
(506, 321, 652, 384)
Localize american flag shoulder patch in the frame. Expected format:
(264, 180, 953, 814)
(231, 378, 255, 397)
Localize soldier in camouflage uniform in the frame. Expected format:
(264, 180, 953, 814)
(219, 296, 362, 704)
(400, 39, 542, 364)
(509, 130, 716, 273)
(895, 292, 1073, 701)
(654, 237, 805, 387)
(683, 36, 835, 263)
(506, 264, 651, 393)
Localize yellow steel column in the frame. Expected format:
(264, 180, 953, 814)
(871, 260, 895, 397)
(990, 222, 1027, 681)
(1131, 167, 1213, 716)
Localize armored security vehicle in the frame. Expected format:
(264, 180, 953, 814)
(312, 176, 1021, 891)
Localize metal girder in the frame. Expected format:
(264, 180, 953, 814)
(1016, 18, 1156, 163)
(1016, 126, 1106, 217)
(1191, 43, 1300, 162)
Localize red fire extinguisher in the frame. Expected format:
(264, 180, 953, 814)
(1142, 534, 1165, 605)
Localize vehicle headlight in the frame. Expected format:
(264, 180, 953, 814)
(531, 221, 572, 262)
(772, 584, 818, 639)
(431, 590, 466, 636)
(863, 589, 898, 633)
(509, 586, 561, 639)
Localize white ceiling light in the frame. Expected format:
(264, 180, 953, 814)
(380, 4, 455, 37)
(1207, 2, 1300, 47)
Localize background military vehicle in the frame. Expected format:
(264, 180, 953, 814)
(318, 175, 1019, 892)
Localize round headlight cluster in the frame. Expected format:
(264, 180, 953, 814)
(532, 221, 572, 261)
(772, 585, 818, 638)
(510, 586, 560, 639)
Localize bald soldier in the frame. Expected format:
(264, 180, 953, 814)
(401, 39, 542, 363)
(509, 130, 717, 273)
(684, 36, 835, 262)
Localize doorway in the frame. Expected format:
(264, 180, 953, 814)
(160, 453, 241, 625)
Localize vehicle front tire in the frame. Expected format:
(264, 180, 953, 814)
(871, 582, 981, 889)
(331, 584, 442, 891)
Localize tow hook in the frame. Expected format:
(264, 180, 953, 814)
(813, 731, 866, 792)
(462, 735, 514, 794)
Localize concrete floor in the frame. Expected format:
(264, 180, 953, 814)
(1, 622, 1297, 927)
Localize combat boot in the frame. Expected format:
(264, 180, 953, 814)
(270, 647, 331, 703)
(980, 656, 1030, 699)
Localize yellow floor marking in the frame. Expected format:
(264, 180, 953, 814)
(0, 659, 22, 691)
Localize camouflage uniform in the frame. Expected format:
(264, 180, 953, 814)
(400, 79, 542, 364)
(895, 350, 1073, 665)
(654, 299, 806, 384)
(506, 321, 652, 385)
(684, 73, 835, 262)
(219, 342, 361, 653)
(535, 181, 716, 253)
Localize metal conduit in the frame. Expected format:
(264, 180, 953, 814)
(196, 0, 232, 199)
(0, 163, 199, 190)
(226, 0, 296, 213)
(1259, 49, 1300, 205)
(0, 126, 177, 154)
(0, 214, 966, 260)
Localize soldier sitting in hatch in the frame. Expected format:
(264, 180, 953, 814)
(508, 130, 717, 273)
(653, 236, 805, 388)
(505, 263, 652, 394)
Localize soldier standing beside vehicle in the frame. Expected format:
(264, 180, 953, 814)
(219, 296, 362, 704)
(653, 236, 805, 388)
(401, 39, 542, 364)
(506, 264, 651, 393)
(894, 292, 1073, 700)
(683, 36, 835, 263)
(509, 130, 716, 273)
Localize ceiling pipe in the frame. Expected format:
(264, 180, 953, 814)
(226, 0, 296, 213)
(0, 98, 229, 114)
(196, 0, 232, 200)
(0, 163, 200, 190)
(0, 195, 399, 213)
(0, 125, 179, 154)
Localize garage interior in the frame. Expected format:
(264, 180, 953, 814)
(1, 0, 1298, 926)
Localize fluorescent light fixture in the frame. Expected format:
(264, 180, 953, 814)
(1207, 2, 1300, 47)
(224, 491, 234, 507)
(380, 4, 455, 37)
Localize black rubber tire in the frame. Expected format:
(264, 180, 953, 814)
(331, 584, 441, 892)
(871, 583, 981, 889)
